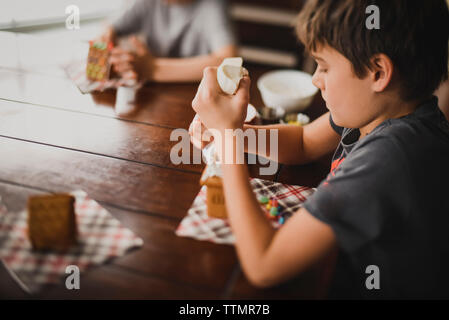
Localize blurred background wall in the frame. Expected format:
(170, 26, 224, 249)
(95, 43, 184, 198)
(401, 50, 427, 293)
(0, 0, 313, 71)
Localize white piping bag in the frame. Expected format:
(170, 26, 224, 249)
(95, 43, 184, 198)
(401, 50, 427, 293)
(194, 57, 249, 164)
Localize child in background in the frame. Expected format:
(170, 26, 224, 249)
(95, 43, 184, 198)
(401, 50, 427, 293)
(99, 0, 237, 82)
(190, 0, 449, 299)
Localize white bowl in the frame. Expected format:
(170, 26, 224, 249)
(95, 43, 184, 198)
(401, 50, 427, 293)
(257, 70, 318, 113)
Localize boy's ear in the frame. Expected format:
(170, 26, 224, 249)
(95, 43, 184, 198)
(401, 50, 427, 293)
(370, 53, 394, 93)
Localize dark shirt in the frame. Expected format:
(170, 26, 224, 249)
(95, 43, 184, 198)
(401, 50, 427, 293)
(303, 97, 449, 299)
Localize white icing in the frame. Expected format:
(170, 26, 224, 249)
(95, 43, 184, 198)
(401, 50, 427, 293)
(297, 113, 310, 125)
(202, 162, 223, 181)
(202, 143, 218, 165)
(245, 103, 258, 122)
(265, 81, 302, 97)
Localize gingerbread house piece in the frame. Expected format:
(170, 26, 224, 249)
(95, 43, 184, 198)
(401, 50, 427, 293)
(86, 41, 113, 81)
(27, 194, 78, 251)
(200, 164, 228, 219)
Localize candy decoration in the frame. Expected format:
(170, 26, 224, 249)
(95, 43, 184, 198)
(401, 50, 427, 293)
(285, 113, 310, 126)
(259, 196, 289, 225)
(297, 113, 310, 125)
(259, 196, 269, 204)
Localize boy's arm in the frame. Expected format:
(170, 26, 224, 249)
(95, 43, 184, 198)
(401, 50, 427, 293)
(220, 142, 336, 288)
(190, 112, 340, 165)
(245, 111, 341, 165)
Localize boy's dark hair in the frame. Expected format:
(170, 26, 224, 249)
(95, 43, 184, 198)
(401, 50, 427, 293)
(296, 0, 449, 102)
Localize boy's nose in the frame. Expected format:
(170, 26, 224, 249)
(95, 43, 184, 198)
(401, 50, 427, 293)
(311, 70, 324, 91)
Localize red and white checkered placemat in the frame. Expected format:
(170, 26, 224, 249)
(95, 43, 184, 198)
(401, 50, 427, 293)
(64, 59, 140, 94)
(0, 190, 143, 294)
(176, 178, 315, 245)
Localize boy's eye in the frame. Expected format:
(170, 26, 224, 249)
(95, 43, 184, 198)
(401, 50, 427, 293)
(318, 67, 328, 73)
(315, 63, 328, 74)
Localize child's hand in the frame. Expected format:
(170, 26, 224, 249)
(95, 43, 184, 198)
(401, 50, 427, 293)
(96, 26, 116, 45)
(191, 67, 250, 135)
(110, 36, 153, 82)
(189, 116, 214, 150)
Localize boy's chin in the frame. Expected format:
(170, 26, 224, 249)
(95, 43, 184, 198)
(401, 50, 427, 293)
(330, 112, 344, 127)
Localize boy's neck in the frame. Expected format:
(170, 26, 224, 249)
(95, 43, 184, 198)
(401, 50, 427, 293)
(358, 98, 422, 139)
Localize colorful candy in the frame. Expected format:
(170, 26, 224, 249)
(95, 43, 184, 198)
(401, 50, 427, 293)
(285, 113, 310, 126)
(259, 196, 269, 204)
(259, 196, 288, 225)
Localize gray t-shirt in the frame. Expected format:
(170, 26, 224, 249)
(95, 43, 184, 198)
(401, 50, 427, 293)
(303, 96, 449, 299)
(112, 0, 236, 57)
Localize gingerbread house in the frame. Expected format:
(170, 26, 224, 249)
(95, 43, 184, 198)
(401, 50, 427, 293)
(200, 164, 228, 219)
(86, 41, 113, 81)
(27, 194, 78, 251)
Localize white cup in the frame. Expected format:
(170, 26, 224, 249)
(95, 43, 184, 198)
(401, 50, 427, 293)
(115, 86, 137, 116)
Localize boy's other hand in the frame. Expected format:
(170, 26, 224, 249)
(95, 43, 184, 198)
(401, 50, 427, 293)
(189, 116, 214, 150)
(192, 67, 250, 134)
(110, 36, 154, 82)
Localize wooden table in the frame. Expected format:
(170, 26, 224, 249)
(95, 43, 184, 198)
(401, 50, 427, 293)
(0, 31, 331, 299)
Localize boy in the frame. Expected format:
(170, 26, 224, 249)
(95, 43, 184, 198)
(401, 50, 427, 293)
(100, 0, 237, 82)
(190, 0, 449, 298)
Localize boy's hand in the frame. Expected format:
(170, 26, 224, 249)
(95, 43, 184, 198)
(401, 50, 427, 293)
(189, 117, 214, 150)
(110, 36, 154, 82)
(191, 67, 250, 135)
